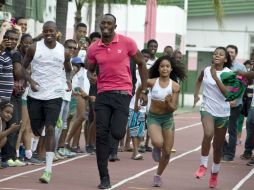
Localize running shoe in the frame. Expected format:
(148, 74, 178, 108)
(247, 158, 254, 166)
(240, 153, 252, 160)
(209, 173, 218, 188)
(39, 171, 52, 183)
(195, 165, 207, 178)
(7, 159, 16, 167)
(15, 159, 27, 167)
(153, 175, 162, 187)
(25, 157, 44, 165)
(152, 147, 161, 162)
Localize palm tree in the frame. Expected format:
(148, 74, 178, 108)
(56, 0, 69, 43)
(95, 0, 104, 32)
(213, 0, 224, 28)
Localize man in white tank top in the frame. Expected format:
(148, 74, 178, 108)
(22, 21, 73, 184)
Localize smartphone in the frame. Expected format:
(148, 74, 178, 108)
(3, 35, 9, 40)
(79, 37, 86, 44)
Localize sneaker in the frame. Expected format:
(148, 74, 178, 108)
(195, 165, 207, 178)
(71, 146, 84, 154)
(58, 147, 76, 158)
(153, 175, 162, 187)
(145, 146, 153, 152)
(15, 159, 27, 167)
(222, 155, 234, 162)
(53, 155, 59, 162)
(7, 159, 16, 167)
(86, 145, 95, 154)
(39, 171, 52, 183)
(247, 159, 254, 166)
(1, 161, 9, 168)
(152, 147, 161, 162)
(240, 153, 252, 160)
(209, 173, 218, 188)
(98, 176, 111, 189)
(25, 157, 44, 165)
(55, 152, 65, 160)
(138, 145, 146, 153)
(171, 148, 176, 153)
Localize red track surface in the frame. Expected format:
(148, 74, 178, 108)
(0, 111, 253, 190)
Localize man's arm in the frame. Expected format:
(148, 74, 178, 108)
(22, 44, 38, 91)
(64, 50, 73, 81)
(132, 50, 148, 105)
(132, 50, 148, 92)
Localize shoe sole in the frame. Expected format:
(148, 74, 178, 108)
(221, 160, 234, 163)
(39, 178, 49, 183)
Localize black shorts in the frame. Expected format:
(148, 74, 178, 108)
(27, 96, 62, 136)
(89, 84, 97, 96)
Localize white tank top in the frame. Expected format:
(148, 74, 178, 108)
(28, 40, 65, 100)
(201, 66, 231, 117)
(151, 78, 172, 101)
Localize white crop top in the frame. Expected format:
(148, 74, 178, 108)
(151, 78, 172, 101)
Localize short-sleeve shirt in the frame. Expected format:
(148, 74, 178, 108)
(87, 33, 138, 95)
(0, 51, 14, 101)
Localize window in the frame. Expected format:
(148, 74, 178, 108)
(249, 35, 254, 59)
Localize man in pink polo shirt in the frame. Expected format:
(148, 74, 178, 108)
(87, 13, 148, 189)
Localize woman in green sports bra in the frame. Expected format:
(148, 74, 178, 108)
(135, 55, 186, 187)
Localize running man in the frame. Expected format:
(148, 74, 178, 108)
(22, 21, 72, 183)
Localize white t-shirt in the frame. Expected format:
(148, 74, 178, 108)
(129, 71, 146, 113)
(28, 40, 65, 100)
(76, 67, 90, 94)
(201, 66, 231, 117)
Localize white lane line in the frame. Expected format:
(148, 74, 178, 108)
(176, 122, 201, 131)
(232, 168, 254, 190)
(110, 146, 201, 189)
(0, 188, 38, 190)
(0, 154, 89, 183)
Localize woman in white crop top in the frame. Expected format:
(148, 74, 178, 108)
(193, 47, 232, 188)
(135, 56, 186, 187)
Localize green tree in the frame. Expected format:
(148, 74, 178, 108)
(56, 0, 69, 43)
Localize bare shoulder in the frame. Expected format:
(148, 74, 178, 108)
(172, 80, 180, 93)
(148, 78, 157, 87)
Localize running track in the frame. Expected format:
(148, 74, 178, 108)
(0, 111, 253, 190)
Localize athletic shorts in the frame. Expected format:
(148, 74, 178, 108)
(69, 96, 77, 115)
(200, 111, 229, 129)
(128, 108, 145, 138)
(147, 111, 174, 130)
(27, 96, 62, 136)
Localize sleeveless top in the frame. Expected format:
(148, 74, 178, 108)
(28, 40, 65, 100)
(151, 78, 172, 101)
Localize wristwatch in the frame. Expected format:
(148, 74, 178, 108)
(141, 89, 149, 95)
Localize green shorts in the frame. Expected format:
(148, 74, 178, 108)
(69, 96, 77, 115)
(147, 112, 174, 130)
(200, 111, 229, 129)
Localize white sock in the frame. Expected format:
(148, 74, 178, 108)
(32, 138, 39, 152)
(16, 149, 20, 158)
(200, 156, 209, 168)
(25, 149, 32, 159)
(211, 163, 220, 173)
(30, 137, 34, 149)
(45, 152, 55, 173)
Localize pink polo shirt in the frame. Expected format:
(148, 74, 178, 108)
(87, 33, 138, 95)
